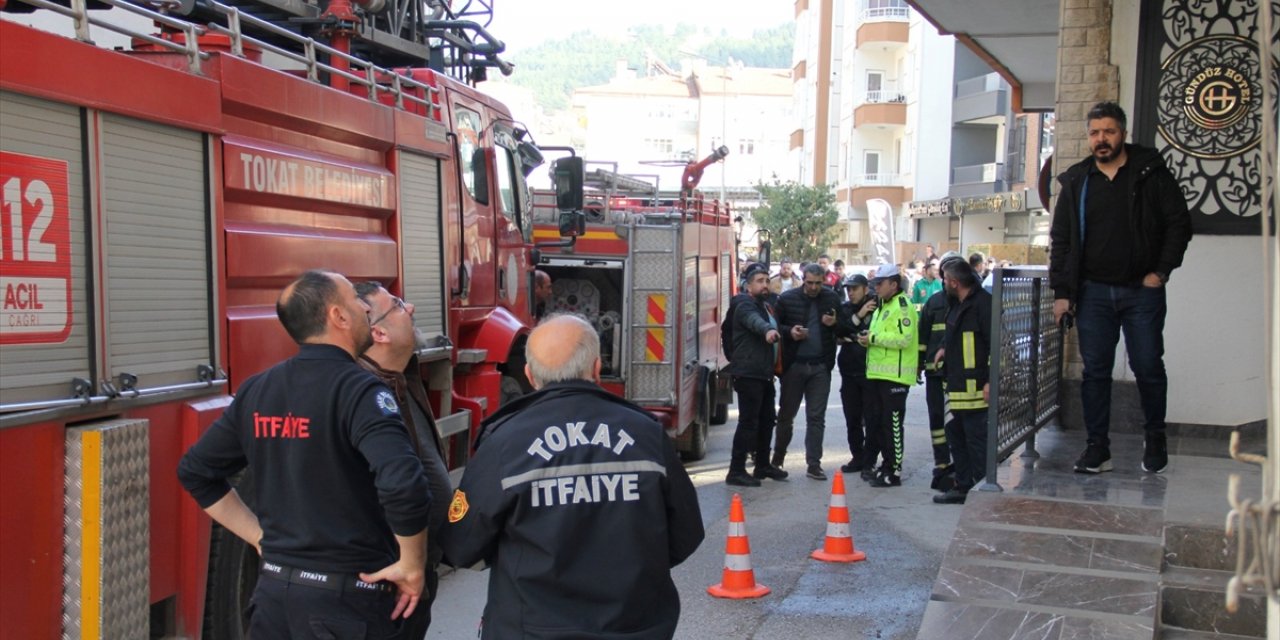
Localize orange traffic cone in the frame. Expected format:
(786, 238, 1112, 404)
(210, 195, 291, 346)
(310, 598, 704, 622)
(707, 493, 770, 599)
(810, 470, 867, 563)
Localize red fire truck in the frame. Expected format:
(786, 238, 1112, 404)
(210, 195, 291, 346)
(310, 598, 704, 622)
(531, 152, 738, 460)
(0, 0, 584, 636)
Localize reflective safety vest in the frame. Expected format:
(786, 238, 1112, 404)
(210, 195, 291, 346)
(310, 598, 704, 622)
(866, 292, 918, 386)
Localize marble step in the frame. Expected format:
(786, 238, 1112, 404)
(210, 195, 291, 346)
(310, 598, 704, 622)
(1158, 626, 1264, 640)
(1158, 582, 1266, 639)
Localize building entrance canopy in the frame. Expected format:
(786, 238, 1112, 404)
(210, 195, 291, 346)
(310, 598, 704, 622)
(905, 0, 1059, 110)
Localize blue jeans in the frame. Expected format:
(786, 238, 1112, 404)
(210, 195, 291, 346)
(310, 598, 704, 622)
(1075, 280, 1168, 448)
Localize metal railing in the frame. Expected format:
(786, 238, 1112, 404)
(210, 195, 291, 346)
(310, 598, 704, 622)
(980, 266, 1063, 491)
(849, 172, 901, 187)
(862, 88, 907, 104)
(862, 0, 910, 20)
(10, 0, 441, 116)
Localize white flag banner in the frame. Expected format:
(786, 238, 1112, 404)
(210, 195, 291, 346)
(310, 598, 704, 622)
(866, 198, 896, 265)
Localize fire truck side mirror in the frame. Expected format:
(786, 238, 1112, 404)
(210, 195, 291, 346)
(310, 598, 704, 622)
(551, 156, 584, 213)
(558, 210, 586, 238)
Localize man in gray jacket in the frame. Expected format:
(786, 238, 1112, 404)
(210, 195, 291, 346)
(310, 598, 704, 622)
(725, 263, 783, 487)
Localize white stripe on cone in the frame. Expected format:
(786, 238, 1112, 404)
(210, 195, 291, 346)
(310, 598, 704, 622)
(828, 494, 847, 508)
(724, 553, 754, 571)
(825, 522, 851, 538)
(728, 521, 746, 537)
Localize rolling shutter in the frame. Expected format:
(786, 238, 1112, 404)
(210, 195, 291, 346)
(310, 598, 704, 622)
(398, 152, 446, 340)
(0, 91, 92, 406)
(100, 113, 211, 388)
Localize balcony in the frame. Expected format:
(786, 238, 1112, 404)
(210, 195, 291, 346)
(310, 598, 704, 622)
(854, 98, 906, 128)
(841, 173, 908, 211)
(856, 2, 910, 48)
(953, 72, 1010, 124)
(949, 162, 1008, 198)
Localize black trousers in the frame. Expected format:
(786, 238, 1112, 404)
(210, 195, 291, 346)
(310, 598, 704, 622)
(925, 376, 952, 468)
(248, 569, 425, 639)
(731, 376, 777, 473)
(839, 373, 873, 468)
(867, 379, 910, 474)
(945, 408, 989, 490)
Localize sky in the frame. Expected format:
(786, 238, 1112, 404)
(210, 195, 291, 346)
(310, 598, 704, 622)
(485, 0, 795, 54)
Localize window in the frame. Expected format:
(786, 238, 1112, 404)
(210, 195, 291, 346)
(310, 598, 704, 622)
(864, 151, 881, 178)
(495, 145, 518, 220)
(645, 138, 673, 155)
(738, 139, 755, 155)
(866, 71, 884, 103)
(455, 107, 482, 200)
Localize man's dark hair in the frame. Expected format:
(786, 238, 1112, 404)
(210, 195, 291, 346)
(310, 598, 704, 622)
(1086, 101, 1127, 131)
(354, 280, 384, 303)
(942, 259, 979, 288)
(819, 253, 831, 261)
(277, 269, 339, 345)
(968, 253, 985, 269)
(802, 263, 826, 279)
(833, 259, 844, 268)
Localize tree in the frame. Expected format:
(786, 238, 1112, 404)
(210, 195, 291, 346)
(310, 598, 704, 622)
(751, 180, 840, 263)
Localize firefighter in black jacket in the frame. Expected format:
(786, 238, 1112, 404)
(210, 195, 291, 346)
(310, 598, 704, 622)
(835, 273, 877, 475)
(177, 270, 431, 637)
(932, 259, 993, 505)
(917, 253, 964, 489)
(440, 314, 704, 640)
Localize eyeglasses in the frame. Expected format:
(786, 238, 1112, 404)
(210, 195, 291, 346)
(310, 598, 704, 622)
(369, 296, 407, 326)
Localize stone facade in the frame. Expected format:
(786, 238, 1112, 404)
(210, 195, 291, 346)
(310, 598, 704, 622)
(1054, 0, 1120, 167)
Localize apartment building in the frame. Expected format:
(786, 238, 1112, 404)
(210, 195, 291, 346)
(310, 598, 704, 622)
(571, 60, 795, 255)
(793, 0, 1051, 264)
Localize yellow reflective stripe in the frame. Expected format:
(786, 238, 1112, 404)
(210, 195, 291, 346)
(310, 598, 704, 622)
(949, 390, 984, 400)
(931, 323, 946, 331)
(918, 344, 927, 351)
(962, 331, 976, 369)
(950, 399, 988, 410)
(83, 431, 102, 639)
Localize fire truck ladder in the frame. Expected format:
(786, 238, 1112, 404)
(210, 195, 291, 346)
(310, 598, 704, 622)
(583, 163, 659, 220)
(626, 224, 680, 405)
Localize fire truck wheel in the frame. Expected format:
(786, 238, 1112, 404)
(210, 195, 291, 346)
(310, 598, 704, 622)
(499, 375, 526, 407)
(680, 420, 708, 462)
(710, 401, 729, 425)
(204, 472, 258, 640)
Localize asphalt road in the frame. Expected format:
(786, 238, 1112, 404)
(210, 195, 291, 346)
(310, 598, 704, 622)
(427, 371, 963, 640)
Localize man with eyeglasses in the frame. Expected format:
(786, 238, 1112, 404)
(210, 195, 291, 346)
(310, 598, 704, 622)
(355, 282, 452, 636)
(773, 263, 842, 480)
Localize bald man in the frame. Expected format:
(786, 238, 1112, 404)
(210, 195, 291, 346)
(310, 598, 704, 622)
(441, 314, 704, 639)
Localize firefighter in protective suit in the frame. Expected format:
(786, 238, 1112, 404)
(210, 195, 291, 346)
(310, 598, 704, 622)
(440, 314, 704, 639)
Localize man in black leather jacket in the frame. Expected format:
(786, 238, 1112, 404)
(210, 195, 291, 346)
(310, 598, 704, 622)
(725, 262, 784, 486)
(772, 263, 843, 480)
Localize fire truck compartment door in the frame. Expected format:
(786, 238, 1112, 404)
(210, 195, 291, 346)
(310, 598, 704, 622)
(626, 225, 680, 405)
(1, 91, 92, 408)
(100, 113, 213, 390)
(398, 151, 447, 343)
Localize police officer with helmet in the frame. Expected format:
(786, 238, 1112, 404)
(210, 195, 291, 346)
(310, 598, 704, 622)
(177, 269, 432, 638)
(441, 314, 704, 639)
